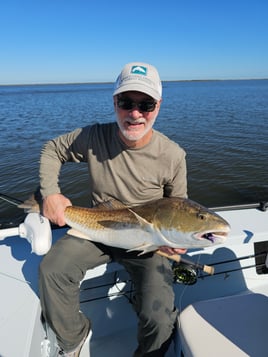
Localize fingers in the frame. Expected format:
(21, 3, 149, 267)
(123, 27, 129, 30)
(158, 246, 187, 255)
(43, 193, 72, 226)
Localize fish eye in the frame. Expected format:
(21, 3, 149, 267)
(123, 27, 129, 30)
(197, 212, 206, 220)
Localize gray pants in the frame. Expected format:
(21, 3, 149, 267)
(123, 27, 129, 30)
(39, 234, 177, 356)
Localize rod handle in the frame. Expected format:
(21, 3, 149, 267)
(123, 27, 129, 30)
(156, 250, 214, 275)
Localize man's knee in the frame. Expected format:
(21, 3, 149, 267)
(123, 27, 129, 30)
(39, 251, 85, 286)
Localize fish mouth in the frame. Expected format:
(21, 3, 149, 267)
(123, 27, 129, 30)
(195, 229, 229, 243)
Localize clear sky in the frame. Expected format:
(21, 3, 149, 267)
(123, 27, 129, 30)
(1, 0, 267, 84)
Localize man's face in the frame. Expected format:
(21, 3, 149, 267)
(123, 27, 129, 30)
(114, 91, 161, 145)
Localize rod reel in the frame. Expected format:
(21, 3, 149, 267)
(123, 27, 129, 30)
(172, 262, 198, 285)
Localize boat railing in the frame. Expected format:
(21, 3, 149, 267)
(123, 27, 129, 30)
(210, 201, 268, 212)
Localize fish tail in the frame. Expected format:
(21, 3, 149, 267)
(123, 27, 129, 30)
(18, 187, 42, 213)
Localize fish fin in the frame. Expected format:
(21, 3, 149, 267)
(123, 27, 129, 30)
(127, 243, 158, 255)
(18, 194, 41, 213)
(67, 228, 90, 239)
(128, 209, 169, 250)
(18, 188, 43, 213)
(129, 209, 173, 248)
(94, 199, 128, 210)
(128, 209, 155, 233)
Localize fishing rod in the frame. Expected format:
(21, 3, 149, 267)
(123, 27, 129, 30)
(80, 252, 268, 303)
(157, 251, 214, 275)
(0, 193, 24, 206)
(170, 251, 268, 285)
(201, 251, 268, 277)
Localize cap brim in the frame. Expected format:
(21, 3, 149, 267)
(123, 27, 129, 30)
(113, 83, 161, 101)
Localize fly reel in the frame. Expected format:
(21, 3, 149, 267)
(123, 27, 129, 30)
(172, 262, 198, 285)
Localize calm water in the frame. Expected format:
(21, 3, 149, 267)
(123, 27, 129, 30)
(1, 80, 268, 226)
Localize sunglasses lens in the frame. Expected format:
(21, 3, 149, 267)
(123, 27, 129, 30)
(117, 99, 156, 112)
(139, 102, 156, 112)
(117, 100, 134, 110)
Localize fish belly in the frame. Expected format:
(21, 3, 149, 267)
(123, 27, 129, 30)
(66, 222, 163, 253)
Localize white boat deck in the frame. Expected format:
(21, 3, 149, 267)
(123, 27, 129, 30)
(0, 205, 268, 356)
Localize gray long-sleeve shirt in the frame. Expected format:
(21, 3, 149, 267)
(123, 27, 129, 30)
(39, 122, 187, 206)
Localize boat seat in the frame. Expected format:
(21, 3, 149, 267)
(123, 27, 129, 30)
(178, 293, 268, 357)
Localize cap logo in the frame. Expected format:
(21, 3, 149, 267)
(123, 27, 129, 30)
(113, 62, 162, 100)
(131, 65, 147, 76)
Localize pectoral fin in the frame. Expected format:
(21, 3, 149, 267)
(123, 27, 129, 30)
(128, 209, 155, 233)
(128, 209, 171, 249)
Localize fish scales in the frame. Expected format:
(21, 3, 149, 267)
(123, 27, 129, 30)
(65, 206, 138, 230)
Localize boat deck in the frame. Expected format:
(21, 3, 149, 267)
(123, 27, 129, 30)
(0, 205, 268, 356)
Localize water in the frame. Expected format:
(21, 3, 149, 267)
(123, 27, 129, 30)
(1, 80, 268, 226)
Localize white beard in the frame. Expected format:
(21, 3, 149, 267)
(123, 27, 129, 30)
(116, 115, 156, 142)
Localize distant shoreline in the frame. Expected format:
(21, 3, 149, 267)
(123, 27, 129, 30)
(1, 78, 267, 87)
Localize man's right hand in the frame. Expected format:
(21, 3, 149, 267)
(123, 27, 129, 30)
(42, 193, 72, 226)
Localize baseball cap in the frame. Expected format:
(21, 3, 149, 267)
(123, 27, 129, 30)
(113, 62, 162, 100)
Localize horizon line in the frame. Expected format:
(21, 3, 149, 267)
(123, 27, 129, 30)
(0, 78, 268, 87)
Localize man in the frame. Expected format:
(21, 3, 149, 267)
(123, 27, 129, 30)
(39, 62, 187, 356)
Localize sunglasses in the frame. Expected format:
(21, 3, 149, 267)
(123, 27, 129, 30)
(117, 98, 157, 112)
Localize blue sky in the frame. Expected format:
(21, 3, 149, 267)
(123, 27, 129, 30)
(1, 0, 267, 84)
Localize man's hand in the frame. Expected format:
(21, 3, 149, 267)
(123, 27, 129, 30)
(42, 193, 72, 226)
(158, 246, 187, 255)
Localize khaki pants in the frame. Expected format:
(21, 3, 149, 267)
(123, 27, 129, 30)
(39, 234, 177, 356)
